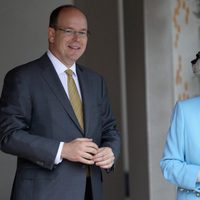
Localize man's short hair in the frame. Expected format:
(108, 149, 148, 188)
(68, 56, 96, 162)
(49, 5, 86, 28)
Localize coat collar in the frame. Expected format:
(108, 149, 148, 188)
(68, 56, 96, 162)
(38, 53, 92, 137)
(76, 65, 93, 137)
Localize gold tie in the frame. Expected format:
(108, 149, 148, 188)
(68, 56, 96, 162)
(66, 69, 84, 130)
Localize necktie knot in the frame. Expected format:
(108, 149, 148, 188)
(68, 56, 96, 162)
(66, 69, 73, 76)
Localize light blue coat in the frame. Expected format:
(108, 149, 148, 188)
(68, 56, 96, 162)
(160, 96, 200, 200)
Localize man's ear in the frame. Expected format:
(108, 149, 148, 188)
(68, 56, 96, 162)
(48, 27, 55, 43)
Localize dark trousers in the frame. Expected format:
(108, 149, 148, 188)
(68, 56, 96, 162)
(84, 176, 93, 200)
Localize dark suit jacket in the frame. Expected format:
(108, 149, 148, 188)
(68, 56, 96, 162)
(0, 53, 120, 200)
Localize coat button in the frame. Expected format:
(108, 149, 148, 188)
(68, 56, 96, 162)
(36, 161, 44, 166)
(196, 192, 200, 197)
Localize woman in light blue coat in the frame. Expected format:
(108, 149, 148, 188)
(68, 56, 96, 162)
(160, 52, 200, 200)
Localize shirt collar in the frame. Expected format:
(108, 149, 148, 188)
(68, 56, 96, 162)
(47, 50, 77, 76)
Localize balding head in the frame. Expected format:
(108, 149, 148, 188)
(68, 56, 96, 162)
(49, 5, 87, 28)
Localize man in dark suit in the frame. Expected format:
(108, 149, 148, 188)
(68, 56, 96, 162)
(0, 5, 120, 200)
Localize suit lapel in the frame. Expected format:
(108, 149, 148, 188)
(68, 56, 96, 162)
(39, 54, 83, 134)
(76, 65, 92, 137)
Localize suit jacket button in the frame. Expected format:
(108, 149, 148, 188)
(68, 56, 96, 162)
(36, 161, 44, 166)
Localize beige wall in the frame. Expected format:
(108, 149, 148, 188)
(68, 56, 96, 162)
(144, 1, 176, 199)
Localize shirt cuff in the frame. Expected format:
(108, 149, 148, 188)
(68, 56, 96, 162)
(54, 142, 64, 164)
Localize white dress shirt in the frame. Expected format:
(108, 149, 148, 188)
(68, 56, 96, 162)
(47, 50, 82, 164)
